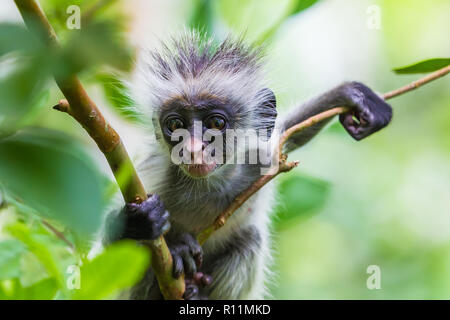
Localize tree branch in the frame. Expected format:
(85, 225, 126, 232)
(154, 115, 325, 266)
(197, 64, 450, 245)
(383, 65, 450, 99)
(42, 220, 75, 250)
(14, 0, 184, 300)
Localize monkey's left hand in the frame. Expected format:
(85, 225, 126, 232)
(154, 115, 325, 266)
(339, 82, 392, 141)
(165, 233, 212, 299)
(183, 272, 212, 300)
(166, 232, 204, 278)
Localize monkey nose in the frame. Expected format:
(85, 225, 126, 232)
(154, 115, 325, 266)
(186, 137, 204, 153)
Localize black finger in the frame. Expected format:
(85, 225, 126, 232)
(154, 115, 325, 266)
(125, 202, 139, 214)
(181, 249, 197, 277)
(183, 284, 199, 300)
(141, 195, 161, 213)
(172, 254, 184, 278)
(182, 234, 203, 267)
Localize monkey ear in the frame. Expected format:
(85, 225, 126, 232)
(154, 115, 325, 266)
(255, 88, 277, 138)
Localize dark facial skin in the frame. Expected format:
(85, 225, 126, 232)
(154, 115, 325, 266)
(160, 108, 230, 144)
(158, 95, 236, 170)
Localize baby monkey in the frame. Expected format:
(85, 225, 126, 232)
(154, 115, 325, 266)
(104, 31, 392, 299)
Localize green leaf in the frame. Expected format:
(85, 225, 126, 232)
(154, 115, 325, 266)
(0, 278, 58, 300)
(218, 0, 293, 42)
(0, 23, 41, 57)
(0, 59, 50, 134)
(20, 251, 52, 287)
(96, 73, 140, 121)
(189, 0, 215, 33)
(289, 0, 320, 15)
(0, 240, 26, 280)
(21, 278, 58, 300)
(60, 21, 134, 75)
(274, 173, 330, 229)
(393, 58, 450, 74)
(252, 0, 321, 44)
(72, 241, 150, 299)
(7, 223, 65, 289)
(0, 128, 105, 235)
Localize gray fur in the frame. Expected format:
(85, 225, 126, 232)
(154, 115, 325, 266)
(100, 31, 391, 300)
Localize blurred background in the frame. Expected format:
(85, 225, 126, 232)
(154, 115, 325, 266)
(0, 0, 449, 299)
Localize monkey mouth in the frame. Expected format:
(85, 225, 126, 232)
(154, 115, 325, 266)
(182, 163, 218, 178)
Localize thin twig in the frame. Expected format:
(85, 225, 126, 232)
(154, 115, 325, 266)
(383, 65, 450, 99)
(197, 64, 450, 244)
(42, 220, 75, 250)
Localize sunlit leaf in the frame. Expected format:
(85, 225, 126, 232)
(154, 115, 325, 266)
(393, 58, 450, 74)
(7, 223, 65, 289)
(218, 0, 320, 44)
(218, 0, 292, 42)
(21, 278, 58, 300)
(0, 240, 26, 281)
(289, 0, 320, 15)
(96, 73, 139, 121)
(0, 128, 105, 235)
(72, 241, 150, 299)
(0, 278, 57, 300)
(189, 0, 215, 33)
(20, 251, 52, 287)
(274, 173, 330, 229)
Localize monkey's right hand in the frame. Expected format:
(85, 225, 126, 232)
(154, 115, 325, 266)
(120, 194, 171, 241)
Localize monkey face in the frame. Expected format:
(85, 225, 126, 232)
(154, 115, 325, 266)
(157, 94, 234, 178)
(154, 88, 277, 179)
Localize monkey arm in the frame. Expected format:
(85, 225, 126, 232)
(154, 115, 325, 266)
(280, 81, 392, 153)
(103, 194, 171, 244)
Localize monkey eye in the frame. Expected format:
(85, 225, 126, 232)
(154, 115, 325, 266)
(205, 115, 226, 130)
(165, 117, 185, 132)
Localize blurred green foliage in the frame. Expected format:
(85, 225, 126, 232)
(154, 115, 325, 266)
(0, 128, 105, 235)
(95, 73, 139, 121)
(188, 0, 319, 43)
(0, 0, 448, 300)
(72, 240, 150, 299)
(0, 0, 146, 300)
(274, 173, 330, 230)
